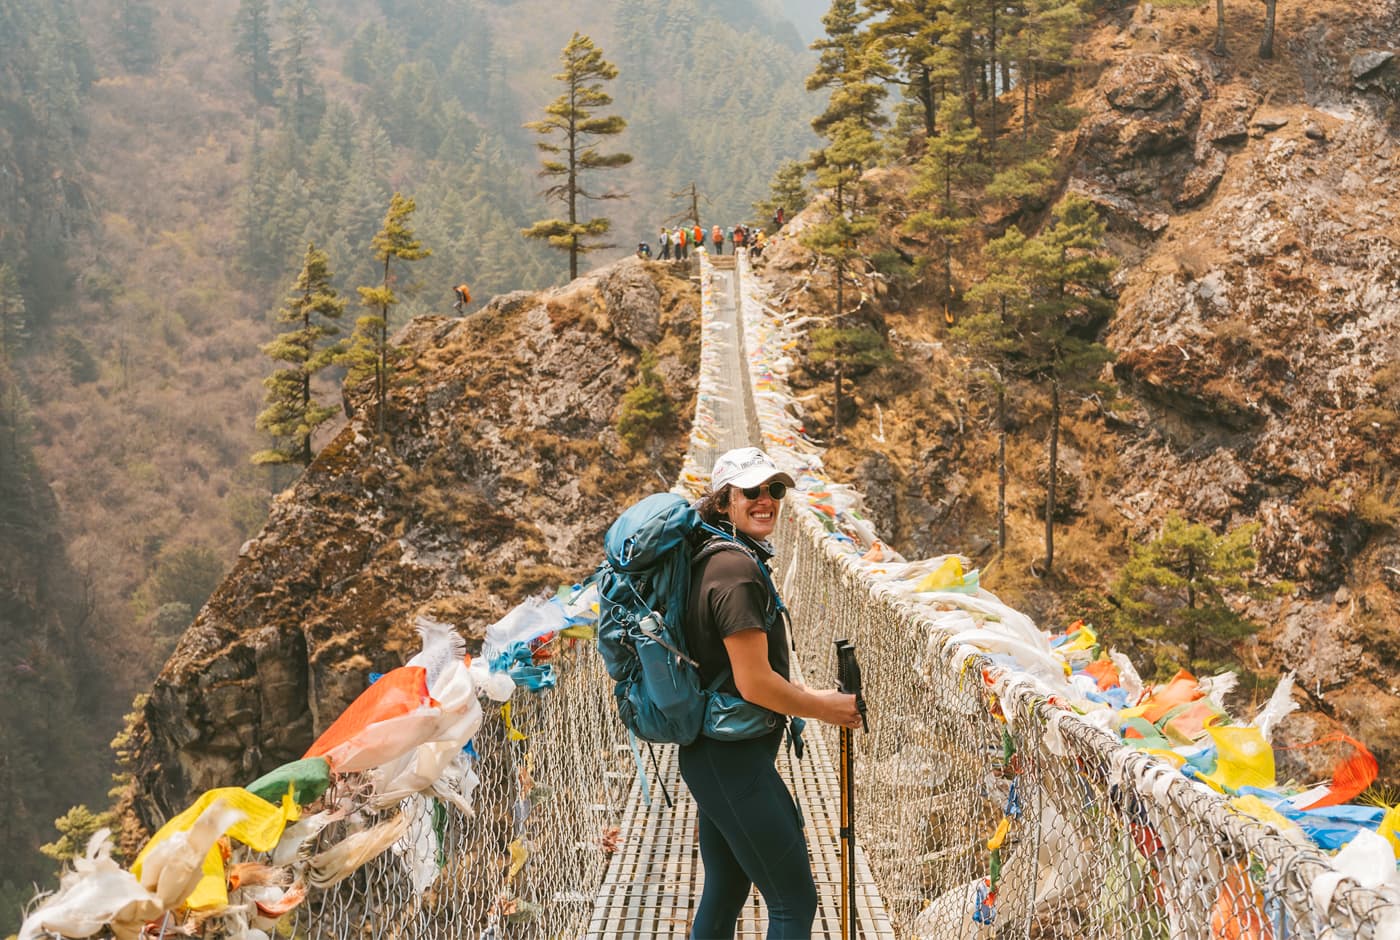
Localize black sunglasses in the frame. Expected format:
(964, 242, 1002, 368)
(739, 481, 786, 501)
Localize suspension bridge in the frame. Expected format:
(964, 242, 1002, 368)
(23, 251, 1399, 940)
(282, 251, 1394, 940)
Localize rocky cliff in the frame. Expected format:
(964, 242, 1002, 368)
(122, 259, 699, 835)
(759, 1, 1400, 774)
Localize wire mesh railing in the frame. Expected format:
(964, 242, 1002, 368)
(733, 249, 1400, 939)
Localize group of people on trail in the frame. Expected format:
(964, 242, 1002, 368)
(643, 222, 768, 262)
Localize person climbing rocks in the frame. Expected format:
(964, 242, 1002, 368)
(637, 242, 652, 259)
(712, 224, 725, 255)
(452, 283, 471, 312)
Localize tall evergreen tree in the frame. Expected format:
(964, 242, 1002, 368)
(233, 0, 277, 104)
(804, 0, 887, 320)
(347, 193, 431, 436)
(0, 263, 26, 361)
(115, 0, 157, 74)
(522, 33, 632, 282)
(990, 195, 1116, 573)
(905, 95, 983, 313)
(1112, 515, 1262, 676)
(807, 322, 892, 443)
(277, 0, 326, 145)
(865, 0, 953, 139)
(254, 243, 346, 466)
(753, 160, 810, 226)
(960, 227, 1030, 553)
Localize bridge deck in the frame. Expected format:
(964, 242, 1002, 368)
(585, 712, 894, 939)
(586, 258, 893, 939)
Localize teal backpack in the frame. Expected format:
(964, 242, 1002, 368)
(596, 492, 786, 747)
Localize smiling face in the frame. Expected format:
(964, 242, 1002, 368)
(724, 482, 780, 540)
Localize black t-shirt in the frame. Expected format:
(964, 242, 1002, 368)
(683, 540, 790, 698)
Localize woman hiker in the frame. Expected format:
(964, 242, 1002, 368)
(682, 446, 863, 939)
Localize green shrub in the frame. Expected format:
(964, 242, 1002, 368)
(616, 352, 674, 452)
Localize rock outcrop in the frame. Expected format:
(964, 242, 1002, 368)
(123, 259, 699, 833)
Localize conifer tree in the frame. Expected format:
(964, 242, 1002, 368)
(115, 0, 157, 74)
(808, 322, 892, 443)
(233, 0, 277, 104)
(277, 0, 326, 145)
(905, 95, 983, 313)
(0, 263, 27, 362)
(959, 227, 1030, 552)
(803, 0, 886, 322)
(348, 193, 431, 436)
(254, 243, 346, 466)
(864, 0, 952, 139)
(522, 33, 632, 282)
(1112, 515, 1261, 676)
(754, 160, 810, 226)
(990, 195, 1116, 574)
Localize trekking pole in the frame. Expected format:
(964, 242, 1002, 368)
(835, 639, 868, 940)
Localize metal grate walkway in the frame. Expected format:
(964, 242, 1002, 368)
(585, 257, 894, 939)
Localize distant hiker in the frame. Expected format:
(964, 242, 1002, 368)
(659, 227, 672, 261)
(676, 226, 689, 260)
(638, 242, 652, 259)
(733, 225, 747, 251)
(452, 283, 472, 312)
(775, 207, 785, 227)
(712, 225, 724, 255)
(693, 223, 704, 252)
(752, 230, 767, 260)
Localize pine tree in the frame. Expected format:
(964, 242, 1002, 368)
(807, 0, 888, 138)
(39, 805, 114, 863)
(753, 160, 810, 226)
(115, 0, 158, 74)
(0, 263, 27, 362)
(864, 0, 953, 139)
(808, 323, 892, 443)
(522, 33, 632, 282)
(277, 0, 326, 145)
(803, 0, 886, 329)
(959, 227, 1031, 553)
(905, 95, 983, 312)
(253, 243, 346, 466)
(233, 0, 277, 104)
(347, 193, 431, 436)
(994, 195, 1116, 574)
(1112, 515, 1262, 676)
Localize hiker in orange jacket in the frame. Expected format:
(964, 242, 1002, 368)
(712, 225, 725, 255)
(676, 226, 689, 260)
(693, 223, 704, 252)
(452, 283, 471, 312)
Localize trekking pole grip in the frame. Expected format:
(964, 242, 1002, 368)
(835, 640, 868, 733)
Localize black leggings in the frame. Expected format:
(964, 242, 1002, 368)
(678, 732, 816, 939)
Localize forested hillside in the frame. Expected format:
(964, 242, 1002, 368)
(0, 0, 818, 917)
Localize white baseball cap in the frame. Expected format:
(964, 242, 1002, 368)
(711, 447, 796, 492)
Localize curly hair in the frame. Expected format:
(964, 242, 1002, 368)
(695, 484, 732, 527)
